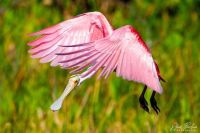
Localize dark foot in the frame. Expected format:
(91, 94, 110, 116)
(150, 91, 160, 114)
(139, 85, 149, 113)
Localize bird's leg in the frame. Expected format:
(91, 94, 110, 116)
(150, 91, 160, 114)
(50, 75, 80, 111)
(139, 85, 149, 113)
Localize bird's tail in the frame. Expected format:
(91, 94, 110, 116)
(154, 61, 166, 82)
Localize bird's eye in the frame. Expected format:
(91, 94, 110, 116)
(74, 80, 78, 84)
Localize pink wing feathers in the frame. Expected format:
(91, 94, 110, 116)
(58, 25, 163, 93)
(28, 12, 113, 67)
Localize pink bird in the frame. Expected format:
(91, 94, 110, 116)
(28, 11, 165, 114)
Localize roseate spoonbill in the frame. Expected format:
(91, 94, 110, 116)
(28, 11, 164, 114)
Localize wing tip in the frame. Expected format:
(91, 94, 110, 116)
(28, 32, 38, 36)
(157, 87, 163, 94)
(155, 81, 163, 94)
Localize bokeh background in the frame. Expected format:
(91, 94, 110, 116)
(0, 0, 200, 132)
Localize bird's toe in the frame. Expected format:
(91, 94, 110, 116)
(150, 97, 160, 114)
(139, 96, 149, 113)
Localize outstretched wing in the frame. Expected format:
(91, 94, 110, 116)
(28, 12, 113, 67)
(58, 25, 163, 93)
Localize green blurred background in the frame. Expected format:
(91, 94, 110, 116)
(0, 0, 200, 132)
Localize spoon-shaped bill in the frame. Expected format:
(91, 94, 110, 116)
(50, 75, 80, 111)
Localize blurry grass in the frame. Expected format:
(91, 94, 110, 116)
(0, 0, 200, 132)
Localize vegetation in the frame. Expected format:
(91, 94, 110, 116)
(0, 0, 199, 132)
